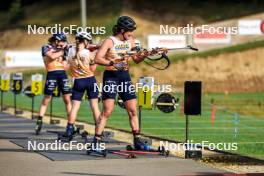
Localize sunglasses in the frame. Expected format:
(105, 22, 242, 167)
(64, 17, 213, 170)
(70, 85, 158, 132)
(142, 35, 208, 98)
(57, 44, 64, 48)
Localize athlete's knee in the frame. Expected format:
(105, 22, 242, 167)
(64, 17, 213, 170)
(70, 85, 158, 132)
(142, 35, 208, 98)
(63, 95, 71, 104)
(101, 109, 112, 118)
(93, 109, 101, 118)
(127, 107, 137, 118)
(64, 99, 71, 105)
(42, 96, 51, 105)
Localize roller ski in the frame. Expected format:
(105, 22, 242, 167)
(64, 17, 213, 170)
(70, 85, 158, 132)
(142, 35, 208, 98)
(35, 116, 43, 135)
(108, 150, 136, 159)
(125, 137, 169, 157)
(86, 137, 107, 157)
(125, 145, 169, 157)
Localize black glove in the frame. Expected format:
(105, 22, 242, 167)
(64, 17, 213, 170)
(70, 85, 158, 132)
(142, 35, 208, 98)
(63, 45, 70, 61)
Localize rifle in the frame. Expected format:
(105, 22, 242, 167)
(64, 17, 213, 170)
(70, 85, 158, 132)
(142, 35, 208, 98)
(122, 45, 199, 70)
(88, 44, 100, 52)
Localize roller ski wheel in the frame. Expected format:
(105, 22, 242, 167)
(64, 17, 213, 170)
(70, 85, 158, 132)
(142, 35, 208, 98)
(126, 145, 134, 150)
(35, 119, 42, 135)
(73, 126, 80, 135)
(127, 153, 136, 159)
(158, 146, 170, 157)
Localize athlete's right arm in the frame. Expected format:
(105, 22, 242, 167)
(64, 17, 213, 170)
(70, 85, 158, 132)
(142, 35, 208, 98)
(94, 39, 113, 66)
(42, 45, 64, 60)
(45, 49, 64, 60)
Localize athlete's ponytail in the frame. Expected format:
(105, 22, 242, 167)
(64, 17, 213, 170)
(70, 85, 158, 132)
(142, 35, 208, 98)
(112, 25, 121, 35)
(48, 36, 56, 44)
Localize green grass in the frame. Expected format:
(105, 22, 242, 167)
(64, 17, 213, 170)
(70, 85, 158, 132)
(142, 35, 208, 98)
(2, 91, 264, 160)
(204, 92, 264, 118)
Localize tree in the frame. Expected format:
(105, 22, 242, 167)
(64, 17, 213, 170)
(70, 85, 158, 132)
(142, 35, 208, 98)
(8, 0, 24, 24)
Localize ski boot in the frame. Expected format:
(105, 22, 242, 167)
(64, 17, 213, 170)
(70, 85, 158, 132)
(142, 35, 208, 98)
(86, 136, 107, 157)
(133, 136, 152, 151)
(58, 123, 74, 142)
(126, 138, 169, 157)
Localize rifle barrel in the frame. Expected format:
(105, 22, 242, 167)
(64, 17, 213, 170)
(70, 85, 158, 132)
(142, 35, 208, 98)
(167, 46, 198, 51)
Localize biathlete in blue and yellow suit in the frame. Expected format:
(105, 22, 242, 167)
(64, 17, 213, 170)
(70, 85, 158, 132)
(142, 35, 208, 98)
(62, 31, 100, 140)
(35, 33, 72, 135)
(93, 16, 150, 151)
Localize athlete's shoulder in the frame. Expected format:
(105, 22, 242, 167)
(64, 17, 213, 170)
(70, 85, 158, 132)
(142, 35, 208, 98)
(67, 45, 76, 59)
(41, 44, 53, 57)
(67, 44, 76, 52)
(102, 37, 114, 47)
(105, 37, 115, 42)
(108, 36, 115, 41)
